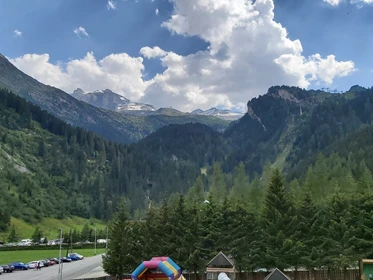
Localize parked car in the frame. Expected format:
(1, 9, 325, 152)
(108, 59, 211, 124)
(0, 265, 3, 275)
(68, 253, 84, 260)
(42, 260, 50, 267)
(26, 262, 37, 269)
(10, 262, 28, 270)
(66, 254, 80, 261)
(60, 257, 72, 262)
(0, 264, 14, 273)
(49, 258, 60, 264)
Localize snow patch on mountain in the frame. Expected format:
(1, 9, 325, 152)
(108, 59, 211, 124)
(71, 88, 155, 113)
(192, 107, 244, 121)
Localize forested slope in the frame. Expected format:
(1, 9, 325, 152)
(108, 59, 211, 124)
(0, 88, 202, 231)
(3, 83, 373, 234)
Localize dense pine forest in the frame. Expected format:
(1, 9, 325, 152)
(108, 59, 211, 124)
(0, 88, 201, 230)
(104, 169, 373, 277)
(3, 83, 373, 240)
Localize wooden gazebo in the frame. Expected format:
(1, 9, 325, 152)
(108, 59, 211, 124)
(206, 252, 236, 280)
(264, 268, 291, 280)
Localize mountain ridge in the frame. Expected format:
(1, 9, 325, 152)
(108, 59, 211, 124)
(71, 88, 156, 113)
(0, 53, 229, 143)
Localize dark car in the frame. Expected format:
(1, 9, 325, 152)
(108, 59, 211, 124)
(49, 258, 60, 264)
(9, 262, 28, 270)
(1, 264, 15, 273)
(42, 260, 51, 267)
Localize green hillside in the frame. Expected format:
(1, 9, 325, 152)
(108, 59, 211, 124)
(0, 216, 106, 241)
(0, 88, 205, 232)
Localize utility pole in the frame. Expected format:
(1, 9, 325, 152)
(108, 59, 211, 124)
(105, 225, 108, 255)
(58, 228, 63, 280)
(94, 228, 97, 255)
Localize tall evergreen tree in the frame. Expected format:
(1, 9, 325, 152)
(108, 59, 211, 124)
(7, 226, 18, 243)
(0, 196, 10, 231)
(209, 163, 227, 204)
(230, 162, 250, 207)
(261, 169, 296, 270)
(186, 176, 205, 206)
(103, 197, 138, 277)
(32, 227, 43, 243)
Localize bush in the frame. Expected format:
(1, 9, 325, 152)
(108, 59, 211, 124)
(0, 243, 106, 251)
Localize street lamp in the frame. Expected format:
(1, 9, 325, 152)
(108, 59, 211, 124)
(105, 225, 108, 255)
(58, 228, 63, 280)
(94, 228, 97, 255)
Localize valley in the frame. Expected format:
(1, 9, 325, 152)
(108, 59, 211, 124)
(2, 62, 373, 278)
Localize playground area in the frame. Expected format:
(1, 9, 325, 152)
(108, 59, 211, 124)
(131, 256, 186, 280)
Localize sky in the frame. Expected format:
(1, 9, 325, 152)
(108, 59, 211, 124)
(1, 0, 373, 113)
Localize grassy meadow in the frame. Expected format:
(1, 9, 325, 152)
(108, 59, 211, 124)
(0, 248, 106, 264)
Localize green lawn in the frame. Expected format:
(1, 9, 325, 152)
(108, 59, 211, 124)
(0, 216, 107, 241)
(0, 248, 105, 264)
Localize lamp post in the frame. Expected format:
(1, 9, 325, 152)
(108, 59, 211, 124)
(94, 228, 97, 255)
(58, 228, 63, 280)
(105, 225, 108, 255)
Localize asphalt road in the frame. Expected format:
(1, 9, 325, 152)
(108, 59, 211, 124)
(1, 254, 104, 280)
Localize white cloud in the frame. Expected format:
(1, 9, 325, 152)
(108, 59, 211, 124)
(324, 0, 373, 6)
(351, 0, 373, 5)
(139, 0, 356, 111)
(323, 0, 343, 5)
(14, 29, 22, 37)
(10, 52, 149, 101)
(73, 26, 89, 38)
(107, 0, 117, 10)
(9, 0, 356, 112)
(155, 8, 159, 15)
(140, 46, 167, 58)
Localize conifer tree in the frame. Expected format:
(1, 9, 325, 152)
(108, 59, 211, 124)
(186, 176, 205, 206)
(209, 163, 227, 203)
(261, 169, 296, 270)
(103, 197, 138, 277)
(230, 162, 250, 207)
(7, 226, 18, 243)
(32, 227, 43, 243)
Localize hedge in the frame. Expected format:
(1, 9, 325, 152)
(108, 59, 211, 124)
(0, 243, 107, 251)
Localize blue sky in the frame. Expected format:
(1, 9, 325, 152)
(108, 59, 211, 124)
(0, 0, 372, 112)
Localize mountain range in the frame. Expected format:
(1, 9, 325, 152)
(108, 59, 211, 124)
(71, 87, 243, 120)
(2, 50, 373, 232)
(0, 53, 229, 143)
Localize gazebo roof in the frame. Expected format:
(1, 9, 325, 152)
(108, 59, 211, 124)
(264, 268, 291, 280)
(206, 252, 235, 267)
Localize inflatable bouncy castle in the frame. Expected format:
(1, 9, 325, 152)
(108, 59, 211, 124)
(131, 257, 186, 280)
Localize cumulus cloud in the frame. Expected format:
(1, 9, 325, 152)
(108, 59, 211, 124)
(14, 29, 22, 37)
(9, 0, 356, 112)
(73, 27, 89, 38)
(140, 46, 167, 58)
(107, 0, 117, 10)
(155, 8, 159, 15)
(139, 0, 356, 111)
(10, 52, 149, 101)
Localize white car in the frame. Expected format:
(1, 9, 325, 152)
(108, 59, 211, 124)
(0, 265, 3, 274)
(27, 262, 37, 269)
(27, 261, 44, 269)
